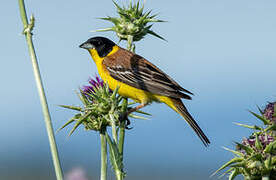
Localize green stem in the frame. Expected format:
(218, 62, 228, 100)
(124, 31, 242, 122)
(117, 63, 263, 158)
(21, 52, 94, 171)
(109, 114, 118, 144)
(118, 98, 128, 155)
(117, 35, 134, 178)
(109, 114, 125, 180)
(127, 35, 135, 53)
(100, 130, 107, 180)
(18, 1, 63, 179)
(115, 172, 123, 180)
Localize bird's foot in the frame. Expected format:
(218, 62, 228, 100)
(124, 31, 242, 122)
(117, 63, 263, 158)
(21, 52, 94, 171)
(119, 112, 132, 130)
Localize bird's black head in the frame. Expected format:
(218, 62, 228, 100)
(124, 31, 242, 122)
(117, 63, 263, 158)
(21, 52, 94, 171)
(79, 37, 116, 58)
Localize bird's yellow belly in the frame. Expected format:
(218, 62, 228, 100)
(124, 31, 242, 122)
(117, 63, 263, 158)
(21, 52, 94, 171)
(100, 69, 157, 104)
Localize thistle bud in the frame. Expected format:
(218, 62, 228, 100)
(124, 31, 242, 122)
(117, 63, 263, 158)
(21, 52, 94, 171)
(94, 0, 166, 42)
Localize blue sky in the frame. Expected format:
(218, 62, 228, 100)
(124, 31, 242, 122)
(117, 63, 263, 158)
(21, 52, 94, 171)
(1, 0, 276, 179)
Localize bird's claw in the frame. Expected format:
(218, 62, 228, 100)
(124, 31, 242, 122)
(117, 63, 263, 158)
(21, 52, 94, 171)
(119, 112, 132, 130)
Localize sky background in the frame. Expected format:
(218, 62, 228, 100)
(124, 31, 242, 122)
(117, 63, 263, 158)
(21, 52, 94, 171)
(1, 0, 276, 179)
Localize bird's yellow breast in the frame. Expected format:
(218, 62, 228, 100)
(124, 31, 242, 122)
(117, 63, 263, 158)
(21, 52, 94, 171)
(88, 46, 159, 104)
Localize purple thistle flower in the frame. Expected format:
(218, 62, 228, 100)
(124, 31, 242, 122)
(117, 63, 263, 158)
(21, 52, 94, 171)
(259, 134, 274, 146)
(263, 102, 276, 123)
(240, 134, 274, 154)
(82, 75, 104, 95)
(89, 76, 104, 89)
(242, 137, 256, 147)
(82, 85, 95, 94)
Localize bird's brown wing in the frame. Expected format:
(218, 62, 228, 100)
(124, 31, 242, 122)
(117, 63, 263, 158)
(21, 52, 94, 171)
(103, 48, 193, 99)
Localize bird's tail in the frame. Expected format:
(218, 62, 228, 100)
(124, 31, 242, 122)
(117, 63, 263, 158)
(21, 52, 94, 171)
(160, 96, 210, 147)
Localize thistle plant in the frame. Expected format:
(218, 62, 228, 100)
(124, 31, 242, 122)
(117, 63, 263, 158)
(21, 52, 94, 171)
(60, 76, 149, 180)
(61, 77, 123, 180)
(94, 0, 165, 51)
(214, 102, 276, 180)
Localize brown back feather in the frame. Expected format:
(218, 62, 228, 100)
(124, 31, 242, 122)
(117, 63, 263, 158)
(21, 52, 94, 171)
(103, 48, 193, 99)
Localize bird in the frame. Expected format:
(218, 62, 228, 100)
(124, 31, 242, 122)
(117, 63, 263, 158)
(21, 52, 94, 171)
(79, 36, 210, 146)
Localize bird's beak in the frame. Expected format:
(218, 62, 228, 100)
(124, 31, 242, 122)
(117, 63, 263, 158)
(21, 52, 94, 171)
(79, 42, 95, 50)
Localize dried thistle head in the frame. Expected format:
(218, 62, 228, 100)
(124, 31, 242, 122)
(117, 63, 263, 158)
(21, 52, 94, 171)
(94, 0, 166, 42)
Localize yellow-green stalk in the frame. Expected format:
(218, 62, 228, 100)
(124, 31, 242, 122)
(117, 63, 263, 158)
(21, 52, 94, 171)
(18, 0, 63, 179)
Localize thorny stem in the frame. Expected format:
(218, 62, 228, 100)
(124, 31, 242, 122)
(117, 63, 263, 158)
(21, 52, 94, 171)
(100, 130, 107, 180)
(18, 1, 63, 179)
